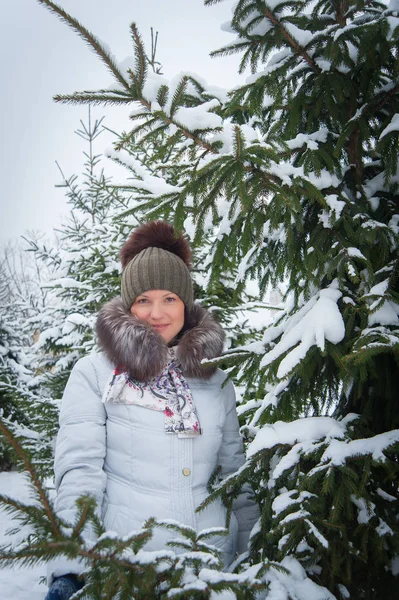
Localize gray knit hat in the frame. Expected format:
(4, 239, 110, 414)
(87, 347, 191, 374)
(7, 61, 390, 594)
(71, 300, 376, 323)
(120, 221, 194, 310)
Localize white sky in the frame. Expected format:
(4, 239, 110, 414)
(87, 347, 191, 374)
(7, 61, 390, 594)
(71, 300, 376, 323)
(0, 0, 242, 244)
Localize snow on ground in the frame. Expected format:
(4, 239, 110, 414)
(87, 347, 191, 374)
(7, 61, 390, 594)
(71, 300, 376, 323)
(0, 471, 47, 600)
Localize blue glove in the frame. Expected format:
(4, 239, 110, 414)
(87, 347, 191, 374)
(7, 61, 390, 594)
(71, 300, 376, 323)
(45, 574, 84, 600)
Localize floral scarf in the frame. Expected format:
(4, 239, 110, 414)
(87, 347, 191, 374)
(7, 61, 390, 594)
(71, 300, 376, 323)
(102, 348, 201, 437)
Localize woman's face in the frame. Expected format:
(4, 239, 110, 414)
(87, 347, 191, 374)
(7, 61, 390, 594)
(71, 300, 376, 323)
(130, 289, 185, 344)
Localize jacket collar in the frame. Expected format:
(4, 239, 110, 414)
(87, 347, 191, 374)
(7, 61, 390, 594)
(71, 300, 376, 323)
(96, 297, 225, 381)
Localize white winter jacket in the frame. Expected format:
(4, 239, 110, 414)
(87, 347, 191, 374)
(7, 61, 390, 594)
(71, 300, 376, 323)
(51, 299, 258, 579)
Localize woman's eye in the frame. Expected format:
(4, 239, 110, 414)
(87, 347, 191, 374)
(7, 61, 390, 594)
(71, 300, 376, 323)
(165, 297, 176, 303)
(137, 298, 148, 304)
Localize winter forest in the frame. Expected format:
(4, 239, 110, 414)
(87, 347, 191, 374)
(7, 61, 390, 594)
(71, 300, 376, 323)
(1, 0, 398, 598)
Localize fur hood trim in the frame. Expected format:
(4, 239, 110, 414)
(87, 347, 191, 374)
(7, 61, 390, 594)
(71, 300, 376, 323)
(96, 298, 225, 381)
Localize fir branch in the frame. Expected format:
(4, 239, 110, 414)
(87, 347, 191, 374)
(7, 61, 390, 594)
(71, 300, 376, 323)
(169, 76, 189, 117)
(147, 109, 219, 154)
(363, 83, 399, 119)
(210, 39, 256, 62)
(0, 493, 50, 526)
(259, 5, 317, 70)
(36, 0, 130, 91)
(130, 23, 148, 90)
(53, 92, 134, 106)
(0, 419, 61, 537)
(71, 497, 95, 539)
(39, 0, 221, 156)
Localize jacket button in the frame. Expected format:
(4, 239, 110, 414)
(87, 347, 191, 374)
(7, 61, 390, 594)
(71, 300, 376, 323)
(182, 468, 191, 476)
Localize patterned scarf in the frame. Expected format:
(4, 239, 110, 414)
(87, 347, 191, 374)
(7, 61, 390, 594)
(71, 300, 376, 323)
(102, 348, 201, 437)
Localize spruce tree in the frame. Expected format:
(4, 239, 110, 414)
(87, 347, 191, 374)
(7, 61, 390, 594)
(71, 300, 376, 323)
(0, 246, 44, 471)
(14, 0, 399, 597)
(16, 109, 132, 479)
(0, 317, 29, 471)
(27, 109, 130, 397)
(0, 419, 267, 599)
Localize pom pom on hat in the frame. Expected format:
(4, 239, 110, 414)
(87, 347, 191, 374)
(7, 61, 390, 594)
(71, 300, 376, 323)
(120, 221, 191, 269)
(120, 221, 194, 310)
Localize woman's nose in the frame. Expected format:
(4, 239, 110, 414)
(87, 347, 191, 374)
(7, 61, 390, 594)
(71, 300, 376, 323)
(150, 302, 164, 319)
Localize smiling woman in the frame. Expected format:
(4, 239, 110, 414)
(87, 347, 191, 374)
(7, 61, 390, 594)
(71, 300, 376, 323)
(45, 220, 259, 600)
(130, 290, 185, 343)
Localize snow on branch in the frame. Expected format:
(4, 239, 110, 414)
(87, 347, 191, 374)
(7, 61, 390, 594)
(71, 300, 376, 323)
(318, 429, 399, 466)
(260, 284, 345, 378)
(247, 415, 350, 459)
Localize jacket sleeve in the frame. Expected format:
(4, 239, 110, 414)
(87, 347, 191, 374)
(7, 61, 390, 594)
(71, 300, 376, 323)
(55, 354, 107, 521)
(217, 378, 259, 555)
(48, 354, 107, 583)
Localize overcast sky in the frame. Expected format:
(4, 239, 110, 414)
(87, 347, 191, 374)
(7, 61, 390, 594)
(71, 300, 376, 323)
(1, 0, 242, 245)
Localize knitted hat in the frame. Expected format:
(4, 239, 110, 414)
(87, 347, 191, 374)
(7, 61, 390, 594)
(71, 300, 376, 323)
(120, 221, 194, 310)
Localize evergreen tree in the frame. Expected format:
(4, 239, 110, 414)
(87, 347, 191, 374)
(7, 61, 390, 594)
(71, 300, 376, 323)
(0, 420, 267, 599)
(16, 109, 133, 478)
(10, 0, 398, 597)
(0, 315, 30, 471)
(0, 244, 45, 471)
(27, 109, 131, 398)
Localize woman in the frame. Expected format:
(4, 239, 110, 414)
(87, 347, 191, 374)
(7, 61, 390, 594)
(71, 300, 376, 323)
(45, 221, 258, 600)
